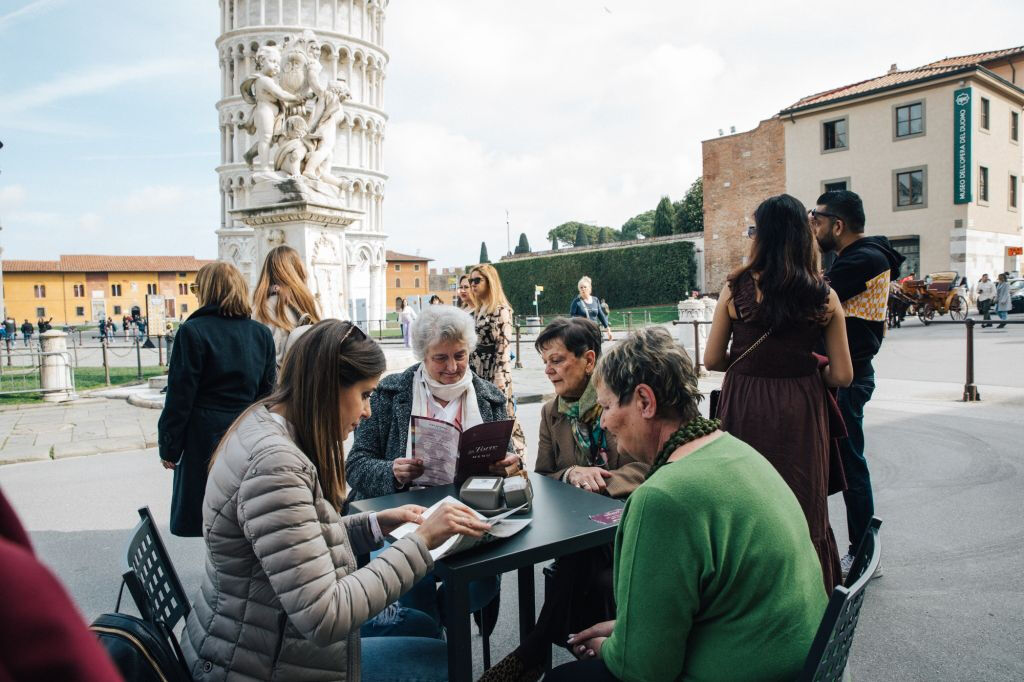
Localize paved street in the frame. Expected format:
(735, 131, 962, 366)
(0, 321, 1021, 679)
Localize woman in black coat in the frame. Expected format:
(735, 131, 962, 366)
(158, 262, 276, 537)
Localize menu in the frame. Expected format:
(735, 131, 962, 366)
(411, 417, 514, 486)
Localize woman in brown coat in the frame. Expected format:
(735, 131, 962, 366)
(483, 317, 647, 681)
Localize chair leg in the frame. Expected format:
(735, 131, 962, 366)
(479, 609, 492, 670)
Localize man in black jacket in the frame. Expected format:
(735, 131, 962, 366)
(812, 190, 904, 579)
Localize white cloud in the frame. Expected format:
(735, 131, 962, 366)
(0, 0, 61, 31)
(107, 185, 192, 214)
(0, 184, 28, 209)
(8, 210, 61, 226)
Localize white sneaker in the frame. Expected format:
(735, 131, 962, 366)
(839, 552, 883, 583)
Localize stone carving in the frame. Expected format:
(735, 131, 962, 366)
(238, 30, 351, 204)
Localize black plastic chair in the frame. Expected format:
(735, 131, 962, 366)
(798, 517, 883, 682)
(118, 507, 191, 631)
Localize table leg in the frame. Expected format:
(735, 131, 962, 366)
(517, 565, 536, 640)
(444, 577, 473, 682)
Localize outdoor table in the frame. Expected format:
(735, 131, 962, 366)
(349, 471, 624, 682)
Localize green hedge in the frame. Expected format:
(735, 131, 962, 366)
(492, 241, 696, 316)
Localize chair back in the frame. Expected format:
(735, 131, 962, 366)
(798, 517, 882, 682)
(122, 507, 191, 630)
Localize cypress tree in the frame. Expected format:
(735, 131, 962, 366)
(574, 225, 590, 247)
(653, 196, 675, 237)
(551, 236, 559, 251)
(597, 228, 609, 244)
(515, 232, 531, 254)
(479, 242, 490, 263)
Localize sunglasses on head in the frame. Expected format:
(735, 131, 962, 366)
(469, 277, 484, 285)
(341, 322, 367, 344)
(809, 208, 841, 221)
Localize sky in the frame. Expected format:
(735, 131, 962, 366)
(1, 0, 1022, 267)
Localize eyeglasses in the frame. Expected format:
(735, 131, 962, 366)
(469, 277, 484, 285)
(188, 282, 198, 294)
(809, 209, 841, 222)
(746, 225, 757, 239)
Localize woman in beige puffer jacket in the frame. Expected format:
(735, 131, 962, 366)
(181, 320, 490, 681)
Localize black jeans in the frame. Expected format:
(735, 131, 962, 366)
(978, 299, 992, 325)
(837, 364, 876, 555)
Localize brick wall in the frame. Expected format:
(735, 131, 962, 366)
(701, 118, 786, 293)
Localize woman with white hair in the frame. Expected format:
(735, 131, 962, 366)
(570, 276, 613, 341)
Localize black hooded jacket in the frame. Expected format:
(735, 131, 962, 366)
(826, 236, 905, 366)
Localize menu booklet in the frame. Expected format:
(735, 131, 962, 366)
(389, 496, 531, 560)
(410, 417, 515, 486)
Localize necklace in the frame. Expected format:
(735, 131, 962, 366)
(646, 416, 721, 479)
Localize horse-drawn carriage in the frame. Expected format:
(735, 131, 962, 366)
(888, 271, 969, 327)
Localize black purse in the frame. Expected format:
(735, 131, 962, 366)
(708, 328, 771, 420)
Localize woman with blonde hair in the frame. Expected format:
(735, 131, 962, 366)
(158, 261, 277, 537)
(253, 245, 322, 367)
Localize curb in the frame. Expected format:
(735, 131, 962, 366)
(516, 392, 554, 405)
(127, 392, 166, 410)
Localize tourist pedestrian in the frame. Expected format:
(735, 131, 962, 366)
(181, 320, 486, 681)
(811, 189, 903, 579)
(37, 316, 52, 334)
(20, 319, 33, 347)
(96, 318, 106, 343)
(428, 294, 443, 305)
(469, 263, 527, 458)
(994, 273, 1011, 328)
(483, 318, 649, 681)
(4, 318, 15, 349)
(105, 317, 115, 343)
(398, 297, 417, 347)
(158, 262, 277, 537)
(705, 193, 853, 590)
(546, 328, 826, 681)
(456, 273, 473, 309)
(976, 273, 996, 327)
(252, 244, 322, 368)
(569, 276, 614, 341)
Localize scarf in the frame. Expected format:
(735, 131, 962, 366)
(557, 379, 608, 467)
(406, 364, 483, 458)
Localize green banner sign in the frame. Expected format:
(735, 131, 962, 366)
(954, 87, 972, 204)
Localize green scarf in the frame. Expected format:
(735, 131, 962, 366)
(557, 380, 609, 467)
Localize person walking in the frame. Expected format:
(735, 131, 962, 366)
(975, 273, 996, 327)
(105, 317, 115, 343)
(20, 320, 33, 347)
(811, 189, 903, 579)
(456, 274, 473, 309)
(398, 297, 417, 348)
(252, 244, 322, 368)
(96, 317, 106, 344)
(994, 273, 1012, 329)
(158, 262, 277, 537)
(705, 194, 853, 590)
(569, 276, 614, 341)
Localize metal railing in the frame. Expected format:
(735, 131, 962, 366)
(916, 317, 1022, 401)
(0, 349, 77, 397)
(671, 319, 714, 374)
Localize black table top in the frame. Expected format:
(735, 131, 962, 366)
(349, 472, 624, 581)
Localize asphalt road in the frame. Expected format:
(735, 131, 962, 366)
(1, 322, 1023, 679)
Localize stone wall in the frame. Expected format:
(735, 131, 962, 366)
(701, 118, 786, 293)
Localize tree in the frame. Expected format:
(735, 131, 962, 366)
(514, 232, 531, 254)
(673, 177, 704, 234)
(620, 209, 654, 240)
(479, 242, 490, 263)
(574, 225, 590, 247)
(551, 236, 559, 250)
(597, 228, 609, 244)
(547, 221, 617, 247)
(653, 196, 675, 237)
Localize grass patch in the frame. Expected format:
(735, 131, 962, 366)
(0, 366, 164, 406)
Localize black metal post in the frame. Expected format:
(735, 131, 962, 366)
(135, 335, 143, 381)
(3, 339, 9, 367)
(963, 318, 979, 401)
(102, 336, 111, 386)
(157, 335, 164, 367)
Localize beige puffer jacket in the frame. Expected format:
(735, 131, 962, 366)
(181, 405, 434, 681)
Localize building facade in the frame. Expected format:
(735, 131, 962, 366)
(703, 46, 1024, 291)
(1, 256, 212, 326)
(385, 250, 431, 311)
(215, 0, 390, 322)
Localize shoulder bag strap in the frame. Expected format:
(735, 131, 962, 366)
(728, 328, 771, 370)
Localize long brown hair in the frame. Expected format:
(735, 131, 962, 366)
(212, 320, 385, 510)
(252, 245, 321, 331)
(729, 194, 829, 329)
(196, 262, 251, 317)
(470, 264, 512, 315)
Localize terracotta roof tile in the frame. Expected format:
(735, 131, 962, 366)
(2, 255, 216, 273)
(385, 250, 432, 262)
(1, 260, 62, 272)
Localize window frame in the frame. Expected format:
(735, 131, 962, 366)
(146, 283, 158, 295)
(1011, 111, 1020, 143)
(395, 278, 401, 288)
(75, 306, 85, 316)
(73, 283, 85, 297)
(111, 283, 122, 296)
(980, 97, 990, 131)
(892, 165, 928, 211)
(33, 284, 46, 298)
(1009, 173, 1018, 211)
(821, 116, 849, 154)
(414, 277, 421, 288)
(978, 165, 989, 204)
(821, 177, 851, 194)
(892, 100, 926, 141)
(113, 305, 122, 315)
(394, 263, 401, 272)
(35, 307, 46, 318)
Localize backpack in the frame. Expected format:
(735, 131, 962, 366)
(90, 612, 191, 682)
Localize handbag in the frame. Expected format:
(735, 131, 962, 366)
(708, 328, 771, 420)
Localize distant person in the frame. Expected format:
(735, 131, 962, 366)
(994, 273, 1011, 329)
(96, 318, 106, 342)
(705, 194, 853, 589)
(428, 294, 443, 305)
(20, 320, 33, 347)
(812, 189, 903, 579)
(37, 316, 53, 334)
(252, 244, 322, 368)
(105, 317, 115, 342)
(158, 262, 277, 537)
(4, 318, 15, 345)
(456, 274, 473, 309)
(398, 297, 417, 348)
(569, 276, 613, 341)
(976, 273, 996, 327)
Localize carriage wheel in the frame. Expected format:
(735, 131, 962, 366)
(949, 295, 968, 321)
(918, 304, 935, 325)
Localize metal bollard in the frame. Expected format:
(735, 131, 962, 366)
(158, 335, 164, 367)
(514, 323, 523, 369)
(692, 320, 704, 375)
(135, 336, 143, 381)
(102, 336, 111, 386)
(963, 318, 979, 402)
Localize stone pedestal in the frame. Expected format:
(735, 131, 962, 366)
(39, 330, 77, 402)
(231, 193, 364, 321)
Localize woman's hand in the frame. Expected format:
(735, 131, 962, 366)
(392, 457, 425, 486)
(161, 459, 176, 470)
(605, 328, 614, 341)
(488, 453, 523, 476)
(413, 503, 491, 550)
(375, 504, 427, 536)
(568, 619, 615, 659)
(569, 466, 612, 493)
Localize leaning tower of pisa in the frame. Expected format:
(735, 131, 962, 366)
(214, 0, 389, 323)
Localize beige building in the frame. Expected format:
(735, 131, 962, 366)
(704, 46, 1024, 291)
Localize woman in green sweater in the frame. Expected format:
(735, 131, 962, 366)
(546, 327, 827, 682)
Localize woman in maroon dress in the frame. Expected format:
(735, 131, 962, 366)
(705, 194, 853, 590)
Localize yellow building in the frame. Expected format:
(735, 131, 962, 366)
(1, 255, 215, 327)
(386, 250, 433, 312)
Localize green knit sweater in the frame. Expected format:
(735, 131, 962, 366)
(601, 433, 827, 682)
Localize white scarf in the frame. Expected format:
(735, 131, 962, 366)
(406, 364, 483, 457)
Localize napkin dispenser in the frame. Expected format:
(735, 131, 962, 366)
(459, 475, 533, 513)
